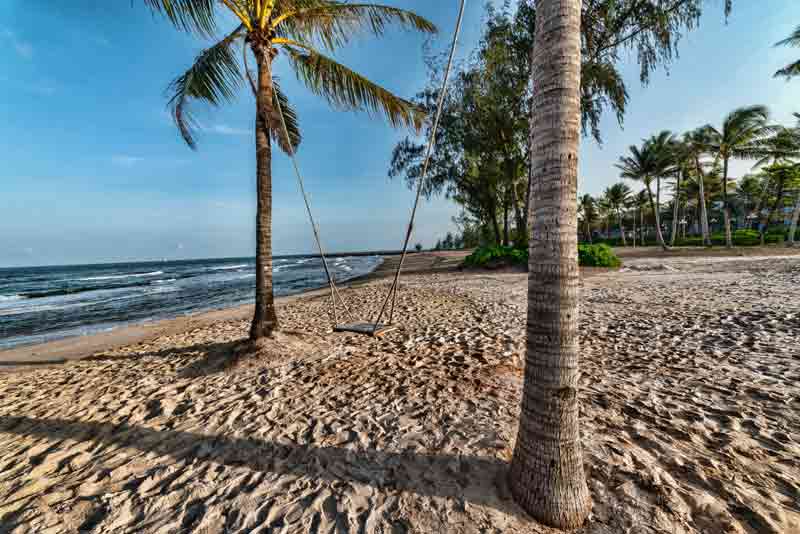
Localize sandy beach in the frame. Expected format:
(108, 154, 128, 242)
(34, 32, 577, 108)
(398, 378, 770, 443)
(1, 250, 799, 533)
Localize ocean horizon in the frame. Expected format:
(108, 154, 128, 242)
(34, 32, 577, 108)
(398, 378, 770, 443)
(0, 255, 383, 350)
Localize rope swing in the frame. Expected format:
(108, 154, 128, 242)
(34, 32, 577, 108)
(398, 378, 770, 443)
(274, 0, 466, 336)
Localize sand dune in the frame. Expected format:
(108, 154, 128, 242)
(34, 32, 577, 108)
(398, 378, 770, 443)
(0, 255, 798, 533)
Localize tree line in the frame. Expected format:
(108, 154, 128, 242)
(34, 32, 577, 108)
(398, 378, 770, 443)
(582, 109, 800, 249)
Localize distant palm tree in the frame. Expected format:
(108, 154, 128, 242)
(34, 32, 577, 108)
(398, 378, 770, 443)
(682, 129, 714, 246)
(142, 0, 436, 342)
(774, 24, 800, 79)
(633, 189, 650, 243)
(578, 193, 596, 243)
(604, 183, 632, 245)
(616, 132, 674, 250)
(669, 139, 694, 246)
(703, 106, 772, 247)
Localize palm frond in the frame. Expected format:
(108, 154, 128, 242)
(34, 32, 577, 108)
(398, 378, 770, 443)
(142, 0, 217, 37)
(274, 2, 437, 51)
(775, 24, 800, 48)
(283, 44, 425, 130)
(774, 59, 800, 80)
(167, 27, 245, 149)
(269, 78, 302, 154)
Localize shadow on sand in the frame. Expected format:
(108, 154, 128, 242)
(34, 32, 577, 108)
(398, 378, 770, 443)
(0, 415, 520, 514)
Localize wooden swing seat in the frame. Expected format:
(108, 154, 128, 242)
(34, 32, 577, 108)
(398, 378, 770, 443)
(334, 322, 397, 337)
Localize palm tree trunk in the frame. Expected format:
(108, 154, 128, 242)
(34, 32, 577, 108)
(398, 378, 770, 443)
(670, 172, 681, 246)
(645, 182, 668, 250)
(695, 159, 711, 246)
(789, 192, 800, 247)
(618, 210, 627, 246)
(760, 177, 785, 245)
(632, 210, 637, 248)
(249, 47, 278, 342)
(509, 0, 591, 528)
(722, 159, 733, 248)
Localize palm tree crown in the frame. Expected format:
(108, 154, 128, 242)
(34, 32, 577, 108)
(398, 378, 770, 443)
(145, 0, 437, 149)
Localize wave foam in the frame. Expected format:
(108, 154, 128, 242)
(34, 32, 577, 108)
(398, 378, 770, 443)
(77, 271, 164, 281)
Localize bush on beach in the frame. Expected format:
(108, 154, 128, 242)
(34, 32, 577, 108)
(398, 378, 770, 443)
(463, 243, 621, 269)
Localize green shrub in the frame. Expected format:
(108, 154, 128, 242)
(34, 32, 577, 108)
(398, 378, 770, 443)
(463, 245, 528, 268)
(578, 244, 621, 268)
(464, 243, 621, 269)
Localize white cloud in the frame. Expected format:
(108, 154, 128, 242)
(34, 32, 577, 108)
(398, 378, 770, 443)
(111, 155, 144, 167)
(200, 123, 250, 136)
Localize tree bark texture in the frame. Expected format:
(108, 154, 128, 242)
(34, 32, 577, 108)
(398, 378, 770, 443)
(509, 0, 592, 529)
(249, 46, 279, 342)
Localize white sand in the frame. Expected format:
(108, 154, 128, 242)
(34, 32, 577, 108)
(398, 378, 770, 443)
(0, 254, 798, 533)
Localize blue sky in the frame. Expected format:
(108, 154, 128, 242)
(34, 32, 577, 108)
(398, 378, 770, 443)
(1, 1, 798, 267)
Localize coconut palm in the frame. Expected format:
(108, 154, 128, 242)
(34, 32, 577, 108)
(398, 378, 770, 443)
(669, 139, 694, 245)
(682, 128, 715, 246)
(702, 106, 772, 247)
(142, 0, 436, 342)
(616, 132, 675, 250)
(578, 193, 597, 243)
(604, 182, 632, 245)
(758, 163, 800, 241)
(509, 0, 590, 528)
(774, 24, 800, 79)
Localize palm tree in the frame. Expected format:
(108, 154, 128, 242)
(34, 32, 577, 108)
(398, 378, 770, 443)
(703, 106, 772, 247)
(633, 189, 650, 243)
(774, 24, 800, 79)
(669, 140, 693, 246)
(682, 129, 714, 246)
(616, 132, 674, 250)
(755, 125, 800, 242)
(789, 187, 800, 246)
(604, 183, 632, 245)
(578, 193, 596, 243)
(509, 0, 590, 529)
(142, 0, 436, 342)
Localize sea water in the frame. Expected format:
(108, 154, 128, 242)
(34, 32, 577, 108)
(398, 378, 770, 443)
(0, 255, 382, 349)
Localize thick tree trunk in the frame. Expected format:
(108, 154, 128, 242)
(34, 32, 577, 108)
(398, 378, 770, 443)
(722, 159, 733, 247)
(509, 0, 591, 529)
(618, 210, 627, 246)
(695, 160, 711, 247)
(670, 173, 681, 246)
(646, 182, 668, 250)
(249, 47, 278, 342)
(789, 192, 800, 247)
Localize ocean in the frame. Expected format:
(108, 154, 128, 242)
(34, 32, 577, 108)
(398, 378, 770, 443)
(0, 255, 382, 350)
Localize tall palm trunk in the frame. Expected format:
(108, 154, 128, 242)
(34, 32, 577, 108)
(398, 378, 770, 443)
(789, 192, 800, 247)
(509, 0, 591, 529)
(670, 172, 681, 246)
(722, 159, 733, 248)
(632, 210, 637, 247)
(249, 46, 278, 342)
(617, 210, 627, 246)
(645, 181, 668, 250)
(695, 159, 711, 246)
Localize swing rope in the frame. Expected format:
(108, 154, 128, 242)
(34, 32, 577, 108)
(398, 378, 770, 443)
(371, 0, 466, 331)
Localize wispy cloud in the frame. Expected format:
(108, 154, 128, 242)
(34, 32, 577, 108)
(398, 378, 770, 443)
(199, 123, 251, 136)
(2, 29, 33, 59)
(111, 155, 144, 167)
